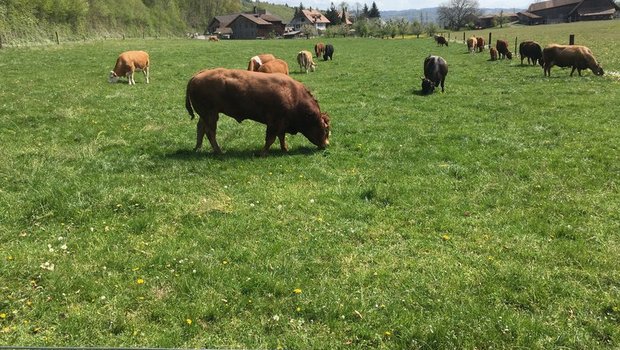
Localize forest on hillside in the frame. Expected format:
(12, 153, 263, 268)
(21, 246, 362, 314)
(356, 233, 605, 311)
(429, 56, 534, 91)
(0, 0, 245, 45)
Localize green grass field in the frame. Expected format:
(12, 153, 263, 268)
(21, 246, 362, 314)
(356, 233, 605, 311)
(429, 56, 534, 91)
(1, 20, 619, 349)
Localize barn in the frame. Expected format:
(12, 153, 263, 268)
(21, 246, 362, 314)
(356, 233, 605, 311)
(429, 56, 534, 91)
(206, 9, 285, 39)
(519, 0, 619, 24)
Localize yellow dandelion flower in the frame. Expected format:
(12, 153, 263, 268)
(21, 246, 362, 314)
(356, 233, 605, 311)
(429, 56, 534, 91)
(441, 234, 450, 241)
(136, 278, 144, 284)
(384, 331, 392, 337)
(0, 313, 6, 319)
(293, 288, 302, 294)
(186, 319, 192, 325)
(296, 307, 301, 312)
(7, 256, 13, 261)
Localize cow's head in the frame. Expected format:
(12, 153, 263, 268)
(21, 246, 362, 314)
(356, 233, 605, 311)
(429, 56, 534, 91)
(506, 52, 513, 60)
(421, 78, 435, 95)
(304, 112, 330, 149)
(108, 71, 120, 83)
(593, 65, 604, 76)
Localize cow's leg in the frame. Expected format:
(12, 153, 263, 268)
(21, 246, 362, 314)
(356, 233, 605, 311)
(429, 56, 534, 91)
(260, 133, 277, 156)
(194, 117, 207, 151)
(128, 71, 135, 85)
(144, 66, 150, 84)
(570, 66, 576, 76)
(204, 114, 222, 154)
(278, 133, 288, 152)
(440, 78, 445, 93)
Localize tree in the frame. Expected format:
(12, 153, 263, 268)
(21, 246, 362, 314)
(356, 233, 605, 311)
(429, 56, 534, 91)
(437, 0, 479, 31)
(425, 22, 438, 37)
(497, 9, 508, 28)
(325, 2, 341, 25)
(411, 20, 423, 38)
(353, 17, 369, 36)
(395, 18, 409, 38)
(301, 23, 317, 38)
(361, 3, 369, 18)
(368, 1, 380, 18)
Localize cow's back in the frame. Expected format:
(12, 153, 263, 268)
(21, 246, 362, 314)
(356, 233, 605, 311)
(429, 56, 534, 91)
(188, 69, 314, 120)
(258, 59, 289, 75)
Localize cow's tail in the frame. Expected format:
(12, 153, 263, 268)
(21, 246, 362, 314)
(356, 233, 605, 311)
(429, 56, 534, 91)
(185, 77, 196, 120)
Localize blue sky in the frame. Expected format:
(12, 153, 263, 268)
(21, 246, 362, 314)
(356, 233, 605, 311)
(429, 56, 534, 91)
(269, 0, 532, 11)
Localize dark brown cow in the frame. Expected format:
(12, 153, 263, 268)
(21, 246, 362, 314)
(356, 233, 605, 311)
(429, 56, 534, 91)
(421, 55, 448, 95)
(185, 68, 330, 155)
(542, 44, 604, 77)
(496, 40, 512, 59)
(323, 44, 334, 61)
(489, 47, 498, 61)
(314, 42, 325, 58)
(257, 59, 289, 75)
(247, 54, 276, 71)
(434, 35, 448, 47)
(519, 41, 543, 66)
(476, 37, 485, 52)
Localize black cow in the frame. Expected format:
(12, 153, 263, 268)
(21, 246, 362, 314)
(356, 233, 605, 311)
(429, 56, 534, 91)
(519, 40, 543, 66)
(323, 44, 334, 61)
(421, 55, 448, 95)
(434, 35, 448, 47)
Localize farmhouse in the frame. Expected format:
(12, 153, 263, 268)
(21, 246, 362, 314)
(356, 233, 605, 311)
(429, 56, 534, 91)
(289, 9, 331, 32)
(518, 0, 619, 24)
(475, 12, 519, 28)
(206, 9, 285, 39)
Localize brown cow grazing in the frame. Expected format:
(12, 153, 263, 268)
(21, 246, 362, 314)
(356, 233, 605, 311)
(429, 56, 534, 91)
(208, 35, 219, 41)
(421, 55, 448, 95)
(476, 37, 485, 52)
(542, 44, 604, 77)
(297, 50, 316, 73)
(489, 47, 498, 61)
(467, 37, 477, 53)
(257, 59, 289, 75)
(247, 54, 276, 71)
(496, 40, 512, 59)
(519, 41, 543, 66)
(108, 50, 150, 85)
(185, 68, 330, 156)
(434, 35, 448, 47)
(314, 42, 325, 58)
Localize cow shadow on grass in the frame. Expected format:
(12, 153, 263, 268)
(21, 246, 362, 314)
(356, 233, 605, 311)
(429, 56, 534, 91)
(166, 146, 321, 161)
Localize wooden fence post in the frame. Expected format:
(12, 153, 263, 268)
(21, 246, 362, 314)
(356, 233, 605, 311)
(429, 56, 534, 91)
(0, 34, 3, 49)
(463, 32, 465, 43)
(569, 34, 575, 45)
(488, 32, 492, 48)
(514, 37, 518, 56)
(55, 31, 59, 45)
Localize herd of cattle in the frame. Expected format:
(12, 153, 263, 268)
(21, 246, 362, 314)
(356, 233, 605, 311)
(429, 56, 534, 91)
(424, 34, 605, 95)
(108, 43, 336, 155)
(107, 35, 604, 154)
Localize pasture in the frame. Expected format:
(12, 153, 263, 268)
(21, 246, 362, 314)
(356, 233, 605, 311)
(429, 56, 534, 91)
(1, 20, 619, 348)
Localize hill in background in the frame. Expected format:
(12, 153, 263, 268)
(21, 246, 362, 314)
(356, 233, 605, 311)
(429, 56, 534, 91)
(242, 0, 296, 23)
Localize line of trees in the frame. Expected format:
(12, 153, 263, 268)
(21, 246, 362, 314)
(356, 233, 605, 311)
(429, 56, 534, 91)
(0, 0, 240, 44)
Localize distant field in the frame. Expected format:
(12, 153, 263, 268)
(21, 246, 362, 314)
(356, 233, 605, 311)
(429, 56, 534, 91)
(0, 20, 619, 349)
